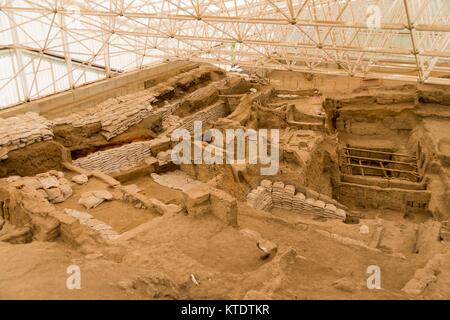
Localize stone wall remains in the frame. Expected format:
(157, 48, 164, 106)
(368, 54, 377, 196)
(337, 182, 431, 212)
(180, 100, 229, 133)
(151, 171, 238, 226)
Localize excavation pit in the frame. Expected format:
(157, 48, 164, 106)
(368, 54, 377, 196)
(1, 62, 450, 299)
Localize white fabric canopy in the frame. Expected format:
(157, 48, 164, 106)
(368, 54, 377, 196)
(1, 0, 449, 109)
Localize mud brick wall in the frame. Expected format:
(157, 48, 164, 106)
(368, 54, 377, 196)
(215, 85, 273, 129)
(0, 111, 66, 177)
(178, 81, 221, 115)
(0, 182, 60, 241)
(159, 101, 182, 119)
(417, 90, 450, 106)
(320, 86, 450, 136)
(183, 185, 238, 226)
(180, 101, 228, 133)
(0, 112, 53, 161)
(147, 64, 222, 90)
(0, 141, 67, 178)
(337, 182, 431, 212)
(210, 188, 238, 227)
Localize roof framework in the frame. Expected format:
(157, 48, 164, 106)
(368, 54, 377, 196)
(0, 0, 449, 109)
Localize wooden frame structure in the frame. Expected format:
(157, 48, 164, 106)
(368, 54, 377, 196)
(340, 146, 422, 182)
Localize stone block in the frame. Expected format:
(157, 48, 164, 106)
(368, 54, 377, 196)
(257, 239, 278, 259)
(45, 187, 62, 200)
(184, 185, 210, 206)
(72, 174, 89, 185)
(210, 188, 238, 227)
(79, 195, 104, 209)
(92, 190, 114, 200)
(38, 176, 60, 189)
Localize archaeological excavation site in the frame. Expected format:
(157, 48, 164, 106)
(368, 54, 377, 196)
(1, 0, 450, 302)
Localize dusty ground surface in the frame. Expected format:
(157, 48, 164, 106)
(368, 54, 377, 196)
(1, 189, 449, 300)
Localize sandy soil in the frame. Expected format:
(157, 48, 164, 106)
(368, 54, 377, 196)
(2, 196, 448, 299)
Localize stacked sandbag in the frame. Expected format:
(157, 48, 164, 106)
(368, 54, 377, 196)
(52, 94, 156, 141)
(0, 112, 53, 161)
(52, 66, 221, 141)
(281, 185, 295, 210)
(336, 208, 347, 220)
(303, 198, 316, 212)
(272, 181, 284, 208)
(246, 186, 272, 211)
(312, 199, 326, 216)
(260, 180, 273, 192)
(78, 190, 114, 210)
(73, 141, 153, 173)
(246, 180, 348, 221)
(324, 204, 338, 218)
(292, 192, 306, 211)
(256, 186, 273, 211)
(5, 171, 73, 204)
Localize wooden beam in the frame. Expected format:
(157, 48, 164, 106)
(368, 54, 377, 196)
(343, 163, 419, 177)
(379, 162, 389, 178)
(343, 147, 417, 159)
(342, 154, 418, 168)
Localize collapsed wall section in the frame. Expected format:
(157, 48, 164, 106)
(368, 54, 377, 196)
(0, 113, 69, 178)
(0, 175, 63, 243)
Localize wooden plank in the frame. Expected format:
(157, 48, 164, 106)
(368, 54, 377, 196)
(358, 160, 365, 176)
(342, 154, 418, 167)
(343, 163, 419, 177)
(379, 162, 389, 178)
(345, 149, 351, 174)
(343, 147, 417, 159)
